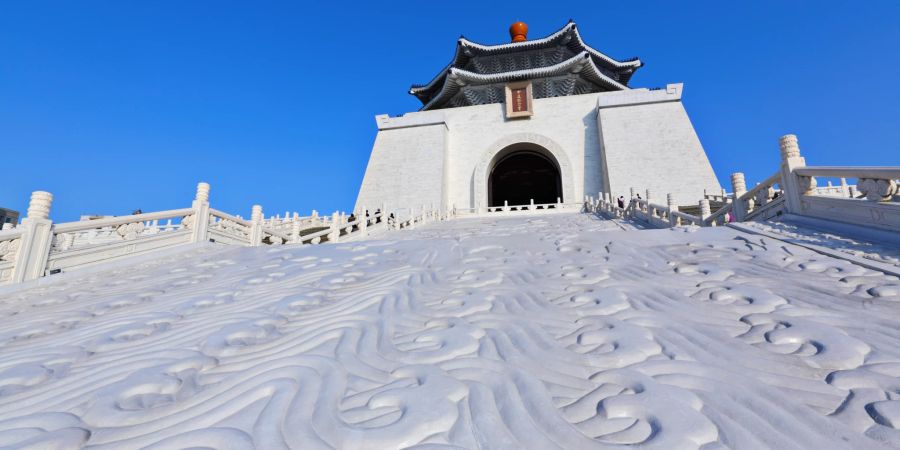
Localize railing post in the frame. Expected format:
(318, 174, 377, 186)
(529, 198, 534, 210)
(359, 206, 368, 236)
(190, 182, 210, 243)
(329, 211, 341, 242)
(12, 191, 55, 283)
(248, 205, 264, 246)
(668, 193, 679, 226)
(730, 172, 748, 221)
(629, 187, 635, 200)
(839, 177, 849, 198)
(503, 200, 509, 212)
(779, 134, 809, 215)
(291, 212, 301, 243)
(700, 199, 711, 225)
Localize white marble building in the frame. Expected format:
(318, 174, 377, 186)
(356, 22, 721, 214)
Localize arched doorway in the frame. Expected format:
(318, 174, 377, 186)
(488, 149, 562, 207)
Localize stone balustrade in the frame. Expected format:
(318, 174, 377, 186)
(0, 183, 446, 286)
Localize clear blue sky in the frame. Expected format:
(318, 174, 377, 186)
(2, 1, 898, 222)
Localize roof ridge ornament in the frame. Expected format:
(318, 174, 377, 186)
(509, 22, 528, 42)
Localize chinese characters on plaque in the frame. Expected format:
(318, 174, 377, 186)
(511, 88, 527, 112)
(504, 81, 533, 118)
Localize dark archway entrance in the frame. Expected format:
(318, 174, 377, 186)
(488, 151, 562, 207)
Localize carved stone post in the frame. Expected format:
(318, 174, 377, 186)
(329, 211, 341, 242)
(840, 178, 849, 198)
(291, 213, 301, 243)
(359, 206, 368, 236)
(730, 172, 748, 222)
(249, 205, 264, 246)
(503, 200, 509, 212)
(12, 191, 55, 283)
(529, 198, 534, 210)
(668, 193, 680, 226)
(629, 187, 635, 200)
(190, 182, 211, 243)
(779, 134, 809, 215)
(700, 199, 711, 225)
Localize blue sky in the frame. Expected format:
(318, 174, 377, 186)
(2, 1, 898, 222)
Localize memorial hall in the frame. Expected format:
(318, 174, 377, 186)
(356, 21, 722, 214)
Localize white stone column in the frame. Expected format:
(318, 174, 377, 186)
(249, 205, 264, 246)
(668, 193, 679, 226)
(190, 182, 211, 243)
(840, 177, 849, 198)
(12, 191, 55, 283)
(730, 172, 748, 222)
(359, 206, 368, 236)
(779, 134, 809, 215)
(291, 212, 301, 243)
(329, 211, 341, 242)
(700, 199, 711, 225)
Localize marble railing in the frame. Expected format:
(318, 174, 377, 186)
(0, 184, 442, 286)
(590, 134, 899, 233)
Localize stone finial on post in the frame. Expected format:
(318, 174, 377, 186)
(26, 191, 53, 220)
(840, 178, 849, 198)
(779, 134, 808, 214)
(190, 182, 211, 243)
(249, 205, 264, 246)
(503, 200, 509, 212)
(667, 193, 679, 226)
(12, 191, 55, 283)
(730, 172, 747, 222)
(529, 198, 534, 210)
(195, 182, 210, 203)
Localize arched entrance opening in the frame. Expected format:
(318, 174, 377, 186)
(488, 146, 562, 207)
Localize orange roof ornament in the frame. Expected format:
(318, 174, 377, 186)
(509, 21, 528, 42)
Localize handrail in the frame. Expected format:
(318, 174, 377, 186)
(299, 228, 331, 243)
(744, 196, 785, 221)
(209, 208, 252, 227)
(261, 227, 291, 241)
(740, 172, 781, 202)
(0, 229, 24, 240)
(793, 166, 900, 179)
(704, 202, 732, 225)
(671, 210, 701, 225)
(53, 208, 193, 233)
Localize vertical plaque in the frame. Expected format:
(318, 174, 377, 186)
(504, 81, 533, 118)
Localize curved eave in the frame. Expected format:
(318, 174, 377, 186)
(420, 52, 627, 111)
(410, 21, 642, 103)
(461, 22, 642, 70)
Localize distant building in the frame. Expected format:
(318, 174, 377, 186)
(356, 21, 721, 213)
(0, 208, 19, 228)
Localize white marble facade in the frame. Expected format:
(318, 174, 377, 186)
(355, 83, 721, 214)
